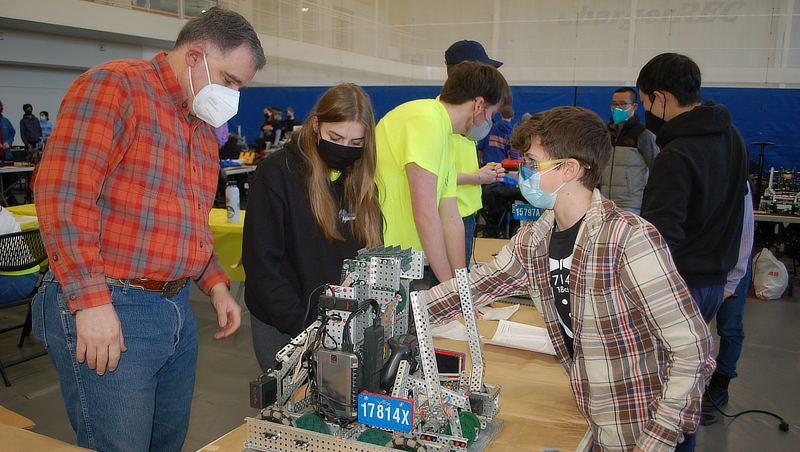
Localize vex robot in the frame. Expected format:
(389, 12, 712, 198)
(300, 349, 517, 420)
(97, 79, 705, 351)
(246, 246, 503, 452)
(759, 167, 800, 214)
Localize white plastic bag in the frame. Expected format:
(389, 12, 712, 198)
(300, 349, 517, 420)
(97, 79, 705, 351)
(752, 248, 788, 300)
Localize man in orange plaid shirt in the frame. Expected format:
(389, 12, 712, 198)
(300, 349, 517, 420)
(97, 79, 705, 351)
(32, 8, 265, 451)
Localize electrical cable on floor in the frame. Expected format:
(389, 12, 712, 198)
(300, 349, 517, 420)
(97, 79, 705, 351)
(707, 397, 790, 432)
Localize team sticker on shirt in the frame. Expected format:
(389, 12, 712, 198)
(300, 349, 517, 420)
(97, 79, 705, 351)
(550, 255, 573, 339)
(339, 209, 356, 223)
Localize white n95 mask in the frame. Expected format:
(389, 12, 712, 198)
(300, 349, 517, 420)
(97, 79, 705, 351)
(189, 54, 240, 128)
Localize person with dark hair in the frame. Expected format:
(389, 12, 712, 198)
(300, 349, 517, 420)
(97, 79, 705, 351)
(600, 86, 658, 214)
(444, 40, 506, 273)
(32, 7, 265, 451)
(476, 103, 521, 241)
(256, 107, 281, 150)
(424, 106, 714, 452)
(637, 53, 749, 325)
(479, 105, 515, 164)
(218, 133, 242, 160)
(281, 106, 301, 134)
(376, 61, 511, 284)
(0, 100, 15, 160)
(39, 111, 54, 139)
(20, 103, 42, 150)
(242, 84, 383, 372)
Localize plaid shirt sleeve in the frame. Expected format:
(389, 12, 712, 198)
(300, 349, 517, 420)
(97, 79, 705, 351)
(35, 68, 133, 311)
(35, 56, 230, 312)
(426, 229, 531, 323)
(619, 222, 715, 451)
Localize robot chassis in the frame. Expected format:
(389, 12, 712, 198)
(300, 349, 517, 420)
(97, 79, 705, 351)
(245, 246, 503, 452)
(759, 167, 800, 215)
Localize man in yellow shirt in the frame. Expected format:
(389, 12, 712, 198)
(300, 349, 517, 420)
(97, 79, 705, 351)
(445, 40, 506, 272)
(376, 61, 511, 284)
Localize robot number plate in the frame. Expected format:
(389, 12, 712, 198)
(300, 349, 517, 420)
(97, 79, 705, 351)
(357, 392, 414, 433)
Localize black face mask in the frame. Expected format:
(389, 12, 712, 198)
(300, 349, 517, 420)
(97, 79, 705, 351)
(644, 96, 667, 136)
(24, 109, 33, 116)
(317, 137, 363, 171)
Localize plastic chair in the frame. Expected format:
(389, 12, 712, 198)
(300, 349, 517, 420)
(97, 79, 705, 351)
(0, 228, 49, 386)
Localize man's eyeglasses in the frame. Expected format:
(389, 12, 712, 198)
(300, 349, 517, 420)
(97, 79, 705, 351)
(520, 159, 591, 173)
(610, 101, 635, 109)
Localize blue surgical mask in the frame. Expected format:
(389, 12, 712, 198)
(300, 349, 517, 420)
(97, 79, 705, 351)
(519, 164, 566, 209)
(39, 116, 46, 122)
(612, 108, 629, 124)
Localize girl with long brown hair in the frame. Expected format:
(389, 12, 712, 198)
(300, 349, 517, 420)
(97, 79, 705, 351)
(242, 84, 382, 372)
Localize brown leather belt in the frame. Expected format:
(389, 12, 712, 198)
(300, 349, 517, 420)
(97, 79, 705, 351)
(106, 277, 189, 299)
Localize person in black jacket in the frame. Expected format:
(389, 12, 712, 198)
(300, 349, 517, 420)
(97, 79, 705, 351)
(637, 53, 748, 328)
(637, 51, 750, 452)
(281, 107, 302, 134)
(242, 84, 383, 372)
(218, 133, 242, 160)
(19, 103, 42, 150)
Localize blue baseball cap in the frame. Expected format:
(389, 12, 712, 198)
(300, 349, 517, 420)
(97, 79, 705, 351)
(445, 40, 503, 67)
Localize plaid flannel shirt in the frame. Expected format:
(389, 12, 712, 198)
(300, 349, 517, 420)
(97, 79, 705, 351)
(426, 189, 715, 452)
(35, 52, 230, 312)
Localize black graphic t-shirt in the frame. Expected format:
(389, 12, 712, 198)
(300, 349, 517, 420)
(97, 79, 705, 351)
(548, 217, 583, 359)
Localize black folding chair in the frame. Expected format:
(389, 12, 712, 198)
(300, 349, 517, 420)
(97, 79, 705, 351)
(0, 228, 48, 386)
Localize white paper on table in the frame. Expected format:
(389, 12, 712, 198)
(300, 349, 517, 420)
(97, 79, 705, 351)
(477, 303, 520, 320)
(14, 216, 37, 223)
(482, 319, 557, 355)
(431, 320, 470, 341)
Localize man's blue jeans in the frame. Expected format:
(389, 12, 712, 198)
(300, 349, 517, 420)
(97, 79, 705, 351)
(32, 271, 198, 452)
(0, 272, 39, 303)
(689, 284, 726, 323)
(714, 261, 751, 379)
(463, 213, 476, 269)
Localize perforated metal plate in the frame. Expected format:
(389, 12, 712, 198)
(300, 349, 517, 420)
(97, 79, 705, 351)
(399, 250, 425, 280)
(455, 268, 485, 392)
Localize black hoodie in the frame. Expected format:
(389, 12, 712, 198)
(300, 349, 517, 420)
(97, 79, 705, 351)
(242, 140, 370, 337)
(641, 100, 749, 288)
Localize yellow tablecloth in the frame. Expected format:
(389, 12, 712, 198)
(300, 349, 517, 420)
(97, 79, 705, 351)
(6, 203, 39, 230)
(209, 208, 246, 282)
(4, 205, 246, 281)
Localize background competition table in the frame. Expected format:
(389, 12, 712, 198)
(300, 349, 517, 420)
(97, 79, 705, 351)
(223, 165, 257, 177)
(6, 203, 39, 230)
(209, 208, 246, 282)
(0, 165, 35, 206)
(754, 212, 800, 224)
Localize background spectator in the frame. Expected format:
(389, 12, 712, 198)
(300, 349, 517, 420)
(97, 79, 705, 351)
(20, 103, 42, 150)
(39, 111, 54, 139)
(213, 122, 229, 148)
(479, 105, 515, 165)
(219, 133, 243, 160)
(0, 100, 15, 160)
(281, 107, 301, 134)
(600, 87, 658, 215)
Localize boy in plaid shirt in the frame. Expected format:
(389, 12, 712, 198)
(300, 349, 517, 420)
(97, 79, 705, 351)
(425, 107, 714, 452)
